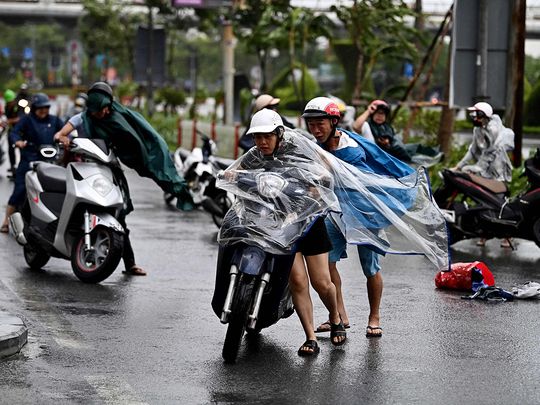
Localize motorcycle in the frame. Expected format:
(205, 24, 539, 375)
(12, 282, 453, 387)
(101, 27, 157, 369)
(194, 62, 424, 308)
(212, 170, 329, 363)
(164, 132, 234, 227)
(9, 138, 126, 283)
(434, 148, 540, 247)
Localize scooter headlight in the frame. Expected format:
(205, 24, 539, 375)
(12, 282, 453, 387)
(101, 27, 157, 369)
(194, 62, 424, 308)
(91, 176, 114, 197)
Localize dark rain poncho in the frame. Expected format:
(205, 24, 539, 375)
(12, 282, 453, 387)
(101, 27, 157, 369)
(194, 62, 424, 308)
(217, 129, 449, 270)
(82, 100, 193, 211)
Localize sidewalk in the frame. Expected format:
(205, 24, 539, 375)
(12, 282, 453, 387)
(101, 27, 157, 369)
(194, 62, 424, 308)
(0, 311, 27, 359)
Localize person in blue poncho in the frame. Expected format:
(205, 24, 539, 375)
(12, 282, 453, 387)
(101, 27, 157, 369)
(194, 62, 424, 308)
(303, 96, 415, 338)
(54, 82, 193, 276)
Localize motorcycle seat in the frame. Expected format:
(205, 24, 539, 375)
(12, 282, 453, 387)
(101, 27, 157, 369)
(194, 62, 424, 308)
(467, 173, 508, 194)
(36, 162, 67, 193)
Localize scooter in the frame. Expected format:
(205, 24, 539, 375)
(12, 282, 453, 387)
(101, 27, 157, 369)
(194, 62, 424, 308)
(164, 132, 234, 227)
(434, 148, 540, 247)
(212, 171, 326, 363)
(9, 138, 126, 283)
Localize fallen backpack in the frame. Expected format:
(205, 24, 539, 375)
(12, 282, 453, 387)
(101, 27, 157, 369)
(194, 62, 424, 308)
(434, 261, 495, 292)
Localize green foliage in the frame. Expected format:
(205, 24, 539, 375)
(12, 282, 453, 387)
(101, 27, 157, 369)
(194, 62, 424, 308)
(116, 80, 139, 101)
(79, 0, 138, 80)
(393, 108, 441, 145)
(145, 111, 178, 148)
(270, 64, 319, 111)
(156, 86, 186, 115)
(523, 79, 540, 126)
(330, 0, 419, 101)
(0, 22, 69, 88)
(524, 54, 540, 85)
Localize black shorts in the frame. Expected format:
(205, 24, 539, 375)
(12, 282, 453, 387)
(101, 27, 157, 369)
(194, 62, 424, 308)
(295, 217, 333, 256)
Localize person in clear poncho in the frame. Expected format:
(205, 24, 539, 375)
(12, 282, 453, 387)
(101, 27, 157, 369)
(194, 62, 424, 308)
(218, 107, 448, 350)
(301, 97, 448, 338)
(218, 109, 346, 356)
(451, 101, 515, 248)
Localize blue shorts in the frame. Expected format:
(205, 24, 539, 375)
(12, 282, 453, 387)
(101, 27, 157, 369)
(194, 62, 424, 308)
(325, 218, 381, 278)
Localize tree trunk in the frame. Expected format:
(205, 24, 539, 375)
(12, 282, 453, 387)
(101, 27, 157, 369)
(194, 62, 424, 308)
(352, 49, 364, 105)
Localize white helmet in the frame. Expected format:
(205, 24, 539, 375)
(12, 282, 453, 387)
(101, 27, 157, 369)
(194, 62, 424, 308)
(467, 101, 493, 118)
(247, 109, 284, 135)
(254, 94, 280, 112)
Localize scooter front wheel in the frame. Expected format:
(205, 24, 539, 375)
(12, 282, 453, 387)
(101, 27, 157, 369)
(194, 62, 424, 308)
(222, 276, 255, 363)
(23, 243, 50, 270)
(71, 226, 124, 283)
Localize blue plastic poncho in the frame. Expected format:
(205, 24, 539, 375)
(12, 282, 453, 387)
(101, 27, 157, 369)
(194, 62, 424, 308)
(217, 129, 449, 270)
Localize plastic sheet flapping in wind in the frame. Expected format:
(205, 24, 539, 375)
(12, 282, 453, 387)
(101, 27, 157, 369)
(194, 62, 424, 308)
(217, 129, 449, 270)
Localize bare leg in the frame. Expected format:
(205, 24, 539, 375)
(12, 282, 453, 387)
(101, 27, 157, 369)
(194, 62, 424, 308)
(367, 272, 383, 329)
(289, 253, 316, 343)
(329, 262, 349, 326)
(305, 253, 345, 345)
(1, 204, 16, 232)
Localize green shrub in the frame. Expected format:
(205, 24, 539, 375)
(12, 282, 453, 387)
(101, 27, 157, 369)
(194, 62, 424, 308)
(270, 64, 319, 111)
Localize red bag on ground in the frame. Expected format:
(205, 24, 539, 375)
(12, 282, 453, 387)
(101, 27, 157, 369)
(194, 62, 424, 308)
(435, 261, 495, 291)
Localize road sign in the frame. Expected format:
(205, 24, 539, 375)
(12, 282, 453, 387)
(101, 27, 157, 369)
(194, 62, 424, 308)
(449, 0, 511, 110)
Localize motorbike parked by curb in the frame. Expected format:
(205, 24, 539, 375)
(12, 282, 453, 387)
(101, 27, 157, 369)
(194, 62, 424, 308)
(164, 132, 234, 227)
(9, 138, 126, 283)
(434, 148, 540, 247)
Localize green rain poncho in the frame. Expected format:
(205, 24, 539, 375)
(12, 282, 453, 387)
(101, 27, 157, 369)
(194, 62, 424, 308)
(82, 94, 193, 211)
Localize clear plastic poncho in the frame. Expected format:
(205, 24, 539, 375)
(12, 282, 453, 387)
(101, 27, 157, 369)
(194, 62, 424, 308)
(217, 129, 449, 270)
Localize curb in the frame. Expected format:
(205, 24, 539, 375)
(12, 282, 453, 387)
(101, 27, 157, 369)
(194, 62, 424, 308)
(0, 312, 28, 359)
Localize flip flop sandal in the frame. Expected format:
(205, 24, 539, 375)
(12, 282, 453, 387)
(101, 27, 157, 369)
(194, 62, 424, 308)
(366, 325, 383, 338)
(330, 322, 347, 346)
(298, 339, 320, 357)
(315, 320, 350, 333)
(123, 266, 147, 276)
(0, 225, 8, 233)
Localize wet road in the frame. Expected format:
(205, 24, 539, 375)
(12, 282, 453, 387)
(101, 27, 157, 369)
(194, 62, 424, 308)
(1, 164, 540, 404)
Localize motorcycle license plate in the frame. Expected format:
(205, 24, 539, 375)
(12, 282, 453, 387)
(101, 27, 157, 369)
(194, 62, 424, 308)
(441, 209, 456, 224)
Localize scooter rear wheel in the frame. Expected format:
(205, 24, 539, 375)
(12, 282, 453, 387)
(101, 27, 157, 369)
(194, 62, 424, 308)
(23, 243, 50, 270)
(211, 193, 232, 228)
(222, 276, 255, 363)
(71, 226, 124, 283)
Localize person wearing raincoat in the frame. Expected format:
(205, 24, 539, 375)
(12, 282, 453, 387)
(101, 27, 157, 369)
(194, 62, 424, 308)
(452, 101, 515, 248)
(54, 82, 193, 275)
(217, 109, 346, 356)
(217, 106, 448, 351)
(302, 96, 448, 338)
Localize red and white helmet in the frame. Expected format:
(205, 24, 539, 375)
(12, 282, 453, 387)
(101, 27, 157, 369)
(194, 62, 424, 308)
(302, 97, 341, 120)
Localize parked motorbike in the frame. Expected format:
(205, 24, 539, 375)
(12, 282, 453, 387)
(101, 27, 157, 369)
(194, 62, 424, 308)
(9, 138, 126, 283)
(434, 148, 540, 247)
(164, 132, 234, 227)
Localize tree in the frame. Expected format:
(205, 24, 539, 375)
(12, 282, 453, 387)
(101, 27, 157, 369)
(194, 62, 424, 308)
(233, 0, 291, 91)
(275, 7, 333, 107)
(79, 0, 137, 81)
(331, 0, 419, 104)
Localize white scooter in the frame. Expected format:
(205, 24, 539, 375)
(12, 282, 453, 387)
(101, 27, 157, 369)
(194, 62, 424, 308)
(9, 138, 126, 283)
(164, 133, 234, 227)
